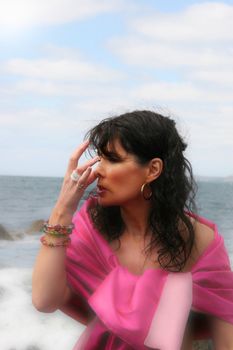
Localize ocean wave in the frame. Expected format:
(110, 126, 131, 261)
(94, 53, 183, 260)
(0, 220, 44, 241)
(0, 268, 84, 350)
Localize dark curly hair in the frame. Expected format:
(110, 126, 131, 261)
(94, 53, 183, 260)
(84, 110, 198, 272)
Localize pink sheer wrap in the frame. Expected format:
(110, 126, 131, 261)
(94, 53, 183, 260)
(59, 196, 233, 350)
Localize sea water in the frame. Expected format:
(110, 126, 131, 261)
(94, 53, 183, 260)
(0, 175, 232, 350)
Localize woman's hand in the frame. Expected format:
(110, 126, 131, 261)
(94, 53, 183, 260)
(55, 140, 99, 214)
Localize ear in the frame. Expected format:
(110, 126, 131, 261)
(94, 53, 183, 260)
(146, 158, 163, 182)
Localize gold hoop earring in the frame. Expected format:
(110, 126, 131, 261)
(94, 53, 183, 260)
(141, 183, 152, 200)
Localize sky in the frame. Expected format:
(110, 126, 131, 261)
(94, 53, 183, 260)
(0, 0, 233, 178)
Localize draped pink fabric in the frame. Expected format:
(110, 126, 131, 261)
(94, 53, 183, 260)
(59, 196, 233, 350)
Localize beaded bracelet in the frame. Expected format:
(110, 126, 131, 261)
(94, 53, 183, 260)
(40, 234, 71, 248)
(43, 229, 70, 238)
(42, 221, 74, 236)
(43, 221, 74, 235)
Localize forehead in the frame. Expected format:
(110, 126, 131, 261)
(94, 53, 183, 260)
(106, 139, 139, 163)
(106, 138, 126, 154)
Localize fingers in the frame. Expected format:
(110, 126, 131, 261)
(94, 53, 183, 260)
(75, 166, 92, 191)
(67, 140, 90, 174)
(77, 155, 100, 174)
(75, 156, 99, 190)
(85, 167, 99, 186)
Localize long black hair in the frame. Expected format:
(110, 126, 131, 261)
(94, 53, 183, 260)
(85, 110, 198, 272)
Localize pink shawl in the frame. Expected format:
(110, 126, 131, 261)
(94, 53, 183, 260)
(59, 196, 233, 350)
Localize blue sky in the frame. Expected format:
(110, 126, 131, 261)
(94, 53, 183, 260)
(0, 0, 233, 177)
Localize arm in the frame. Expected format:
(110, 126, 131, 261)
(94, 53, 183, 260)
(32, 140, 99, 313)
(32, 208, 74, 312)
(211, 317, 233, 350)
(59, 285, 94, 325)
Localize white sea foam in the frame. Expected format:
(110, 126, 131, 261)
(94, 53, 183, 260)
(0, 268, 85, 350)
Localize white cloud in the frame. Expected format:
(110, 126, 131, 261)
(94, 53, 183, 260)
(0, 50, 125, 100)
(131, 2, 233, 42)
(132, 81, 200, 101)
(132, 81, 233, 103)
(1, 2, 233, 177)
(110, 38, 233, 69)
(0, 0, 125, 30)
(2, 57, 122, 82)
(0, 45, 125, 101)
(109, 2, 233, 75)
(0, 108, 74, 130)
(189, 69, 233, 86)
(1, 79, 126, 98)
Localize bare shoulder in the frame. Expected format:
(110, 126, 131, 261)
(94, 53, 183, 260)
(183, 214, 216, 270)
(191, 215, 215, 255)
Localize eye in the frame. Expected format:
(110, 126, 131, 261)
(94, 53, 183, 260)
(108, 157, 120, 163)
(97, 151, 121, 162)
(106, 153, 122, 162)
(100, 156, 118, 163)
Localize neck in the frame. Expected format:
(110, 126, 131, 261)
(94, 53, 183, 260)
(120, 197, 152, 241)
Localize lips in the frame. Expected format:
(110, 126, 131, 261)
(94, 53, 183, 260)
(97, 185, 107, 191)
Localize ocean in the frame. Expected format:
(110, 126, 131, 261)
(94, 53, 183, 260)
(0, 175, 232, 350)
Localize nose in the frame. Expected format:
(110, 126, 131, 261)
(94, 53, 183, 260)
(94, 158, 105, 178)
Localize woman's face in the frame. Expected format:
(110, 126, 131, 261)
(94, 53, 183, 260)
(94, 139, 150, 206)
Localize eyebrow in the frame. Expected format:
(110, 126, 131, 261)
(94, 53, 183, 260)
(102, 150, 122, 159)
(97, 146, 125, 159)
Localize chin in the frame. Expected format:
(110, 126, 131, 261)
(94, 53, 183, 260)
(96, 195, 121, 207)
(97, 198, 115, 207)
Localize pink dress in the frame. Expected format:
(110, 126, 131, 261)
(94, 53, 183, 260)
(59, 196, 233, 350)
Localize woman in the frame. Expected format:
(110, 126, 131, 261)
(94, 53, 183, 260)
(32, 110, 233, 350)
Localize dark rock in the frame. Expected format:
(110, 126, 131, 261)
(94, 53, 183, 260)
(26, 220, 44, 234)
(0, 224, 13, 240)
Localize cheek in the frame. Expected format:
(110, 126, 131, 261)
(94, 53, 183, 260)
(109, 168, 129, 182)
(109, 165, 144, 188)
(107, 165, 123, 178)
